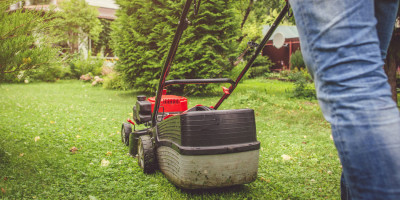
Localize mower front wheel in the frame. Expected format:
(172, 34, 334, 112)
(137, 135, 157, 174)
(121, 123, 132, 146)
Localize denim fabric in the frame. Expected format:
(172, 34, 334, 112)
(289, 0, 400, 199)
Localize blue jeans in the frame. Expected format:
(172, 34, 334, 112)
(289, 0, 400, 199)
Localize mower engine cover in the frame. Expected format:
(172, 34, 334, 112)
(148, 95, 188, 113)
(133, 93, 188, 124)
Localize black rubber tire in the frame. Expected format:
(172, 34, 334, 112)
(128, 132, 137, 156)
(121, 123, 132, 146)
(137, 135, 157, 174)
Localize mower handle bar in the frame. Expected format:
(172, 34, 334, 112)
(152, 0, 290, 125)
(213, 2, 290, 109)
(164, 78, 234, 87)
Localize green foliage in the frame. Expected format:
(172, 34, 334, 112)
(51, 0, 102, 53)
(234, 0, 294, 51)
(0, 0, 59, 77)
(112, 0, 240, 93)
(92, 19, 112, 56)
(68, 54, 104, 79)
(290, 50, 305, 70)
(288, 69, 316, 99)
(279, 69, 291, 79)
(249, 55, 273, 78)
(230, 62, 249, 82)
(103, 72, 129, 90)
(260, 1, 295, 26)
(240, 47, 273, 78)
(24, 64, 65, 82)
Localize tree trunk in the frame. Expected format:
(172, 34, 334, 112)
(384, 53, 398, 104)
(384, 30, 399, 105)
(240, 0, 254, 29)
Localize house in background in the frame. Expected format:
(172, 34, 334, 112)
(9, 0, 118, 58)
(262, 25, 300, 71)
(9, 0, 118, 20)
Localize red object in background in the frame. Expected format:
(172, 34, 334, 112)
(147, 92, 188, 113)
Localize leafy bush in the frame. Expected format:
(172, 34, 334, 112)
(230, 62, 249, 82)
(111, 0, 240, 93)
(249, 55, 273, 78)
(264, 72, 281, 79)
(0, 72, 22, 83)
(102, 72, 129, 90)
(24, 64, 65, 82)
(279, 70, 291, 79)
(50, 0, 102, 54)
(0, 64, 69, 83)
(288, 69, 316, 99)
(68, 54, 104, 79)
(288, 68, 312, 82)
(290, 50, 305, 70)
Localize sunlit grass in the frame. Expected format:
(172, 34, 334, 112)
(0, 79, 340, 199)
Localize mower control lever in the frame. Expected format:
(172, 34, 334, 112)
(164, 78, 234, 87)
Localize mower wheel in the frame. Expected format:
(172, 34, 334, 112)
(137, 135, 157, 174)
(121, 123, 132, 146)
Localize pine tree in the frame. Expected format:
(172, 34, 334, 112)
(111, 0, 240, 93)
(0, 0, 59, 79)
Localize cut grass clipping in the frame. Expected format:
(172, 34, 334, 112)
(0, 79, 340, 199)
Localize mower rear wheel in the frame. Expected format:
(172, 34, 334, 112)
(137, 135, 156, 174)
(121, 123, 132, 146)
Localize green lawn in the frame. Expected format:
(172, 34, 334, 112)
(0, 79, 340, 199)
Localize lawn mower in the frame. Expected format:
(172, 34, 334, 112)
(120, 0, 291, 189)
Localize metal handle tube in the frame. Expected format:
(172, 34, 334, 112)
(164, 78, 235, 87)
(152, 0, 193, 125)
(214, 3, 290, 110)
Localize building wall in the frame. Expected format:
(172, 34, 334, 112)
(262, 38, 301, 71)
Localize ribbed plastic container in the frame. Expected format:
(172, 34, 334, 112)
(156, 109, 260, 189)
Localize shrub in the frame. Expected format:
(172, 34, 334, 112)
(50, 0, 102, 54)
(264, 72, 281, 79)
(25, 64, 65, 82)
(0, 72, 22, 83)
(288, 69, 316, 99)
(68, 54, 104, 79)
(111, 0, 240, 93)
(249, 56, 273, 78)
(103, 72, 129, 90)
(279, 70, 290, 78)
(0, 64, 68, 83)
(230, 62, 249, 82)
(288, 68, 312, 82)
(290, 50, 305, 70)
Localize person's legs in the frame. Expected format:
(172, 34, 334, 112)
(289, 0, 400, 199)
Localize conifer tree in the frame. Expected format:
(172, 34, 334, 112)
(112, 0, 240, 93)
(0, 0, 59, 77)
